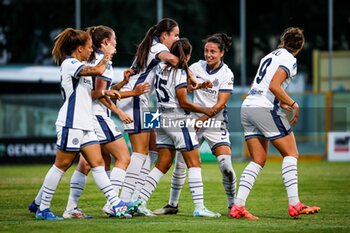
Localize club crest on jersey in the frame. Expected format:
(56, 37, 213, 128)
(213, 79, 219, 87)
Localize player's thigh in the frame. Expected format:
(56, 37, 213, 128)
(271, 131, 299, 158)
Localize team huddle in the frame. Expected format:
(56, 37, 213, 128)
(28, 18, 320, 221)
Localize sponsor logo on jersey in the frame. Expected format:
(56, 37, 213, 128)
(201, 88, 217, 95)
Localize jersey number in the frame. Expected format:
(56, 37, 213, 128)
(256, 58, 272, 84)
(155, 74, 170, 102)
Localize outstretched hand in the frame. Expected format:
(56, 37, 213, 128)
(134, 83, 150, 96)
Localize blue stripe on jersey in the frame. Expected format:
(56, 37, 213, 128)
(65, 77, 79, 128)
(279, 65, 290, 78)
(175, 82, 187, 89)
(96, 115, 115, 143)
(206, 61, 224, 75)
(181, 127, 194, 151)
(73, 64, 85, 78)
(132, 58, 161, 133)
(60, 127, 69, 151)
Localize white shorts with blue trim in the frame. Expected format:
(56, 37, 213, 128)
(56, 126, 99, 152)
(197, 122, 231, 152)
(240, 105, 291, 140)
(156, 116, 199, 152)
(92, 115, 122, 144)
(117, 95, 152, 134)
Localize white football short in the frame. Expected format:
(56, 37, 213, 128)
(117, 95, 153, 134)
(197, 122, 231, 153)
(92, 115, 122, 144)
(156, 115, 199, 152)
(240, 105, 291, 140)
(56, 126, 99, 152)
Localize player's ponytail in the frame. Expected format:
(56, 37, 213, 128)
(168, 38, 192, 80)
(52, 28, 89, 65)
(135, 18, 178, 72)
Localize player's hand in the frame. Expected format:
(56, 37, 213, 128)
(201, 80, 213, 89)
(134, 83, 150, 96)
(123, 69, 135, 83)
(203, 108, 217, 118)
(290, 102, 299, 126)
(280, 102, 293, 111)
(105, 89, 121, 100)
(100, 43, 116, 58)
(117, 111, 133, 124)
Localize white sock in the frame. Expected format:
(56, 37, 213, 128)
(282, 156, 300, 206)
(235, 161, 262, 207)
(39, 165, 64, 211)
(217, 155, 236, 207)
(139, 167, 164, 203)
(34, 185, 44, 205)
(131, 155, 151, 200)
(66, 170, 87, 210)
(188, 167, 204, 209)
(91, 166, 120, 207)
(169, 153, 187, 207)
(110, 167, 126, 196)
(119, 152, 147, 202)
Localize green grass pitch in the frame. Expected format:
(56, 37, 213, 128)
(0, 161, 349, 233)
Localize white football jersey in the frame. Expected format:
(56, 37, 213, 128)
(119, 37, 169, 101)
(117, 37, 169, 133)
(190, 60, 234, 121)
(243, 48, 297, 107)
(55, 57, 94, 130)
(155, 62, 188, 115)
(91, 51, 114, 117)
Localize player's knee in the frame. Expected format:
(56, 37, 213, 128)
(118, 155, 131, 167)
(156, 161, 172, 174)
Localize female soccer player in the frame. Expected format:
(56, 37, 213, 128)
(61, 25, 148, 218)
(153, 33, 236, 216)
(117, 18, 180, 204)
(137, 38, 220, 217)
(30, 28, 130, 220)
(230, 27, 320, 219)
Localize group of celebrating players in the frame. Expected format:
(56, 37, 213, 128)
(28, 18, 320, 221)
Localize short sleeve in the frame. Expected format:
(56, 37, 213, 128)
(149, 41, 169, 60)
(62, 58, 85, 79)
(175, 69, 187, 89)
(219, 70, 234, 93)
